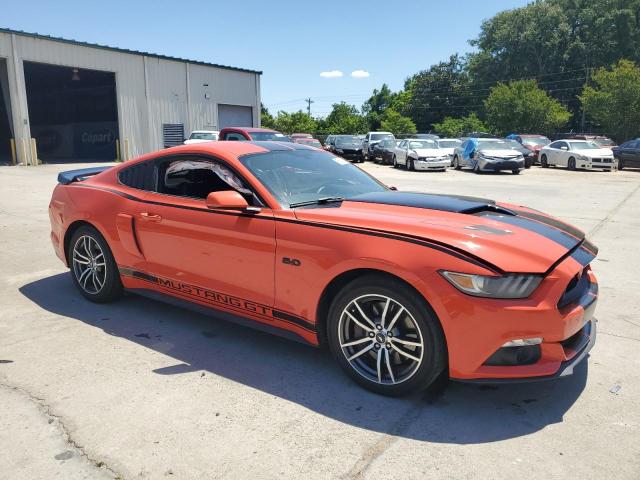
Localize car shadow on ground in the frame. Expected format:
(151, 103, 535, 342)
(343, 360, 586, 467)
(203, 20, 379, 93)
(20, 273, 588, 445)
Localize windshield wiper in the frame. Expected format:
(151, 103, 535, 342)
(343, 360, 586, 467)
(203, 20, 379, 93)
(289, 196, 345, 208)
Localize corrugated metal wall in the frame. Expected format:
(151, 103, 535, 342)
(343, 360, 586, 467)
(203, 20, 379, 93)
(0, 31, 260, 164)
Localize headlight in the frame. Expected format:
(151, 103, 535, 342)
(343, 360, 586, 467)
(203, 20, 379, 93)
(479, 153, 494, 161)
(440, 271, 543, 299)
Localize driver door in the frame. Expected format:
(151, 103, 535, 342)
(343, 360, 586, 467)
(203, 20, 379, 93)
(134, 154, 276, 311)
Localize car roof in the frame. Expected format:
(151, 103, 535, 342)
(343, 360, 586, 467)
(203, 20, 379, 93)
(219, 127, 279, 133)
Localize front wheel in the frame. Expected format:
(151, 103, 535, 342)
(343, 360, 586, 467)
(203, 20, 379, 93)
(568, 157, 576, 171)
(453, 156, 461, 170)
(512, 169, 520, 175)
(618, 158, 624, 170)
(68, 225, 123, 303)
(540, 154, 548, 168)
(392, 155, 398, 168)
(408, 158, 415, 171)
(326, 275, 447, 396)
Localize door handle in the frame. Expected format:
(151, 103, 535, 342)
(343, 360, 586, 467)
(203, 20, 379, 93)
(140, 212, 162, 222)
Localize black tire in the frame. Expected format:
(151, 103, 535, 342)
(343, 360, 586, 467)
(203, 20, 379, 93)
(541, 154, 548, 168)
(568, 157, 576, 171)
(68, 225, 123, 303)
(392, 155, 398, 168)
(512, 169, 520, 175)
(408, 158, 415, 171)
(453, 156, 461, 170)
(618, 158, 624, 170)
(326, 274, 447, 397)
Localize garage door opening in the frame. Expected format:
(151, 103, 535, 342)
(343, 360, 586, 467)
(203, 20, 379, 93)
(0, 58, 13, 165)
(218, 104, 253, 129)
(24, 61, 119, 163)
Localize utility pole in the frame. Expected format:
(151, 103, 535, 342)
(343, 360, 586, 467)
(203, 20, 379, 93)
(580, 66, 590, 133)
(305, 98, 314, 116)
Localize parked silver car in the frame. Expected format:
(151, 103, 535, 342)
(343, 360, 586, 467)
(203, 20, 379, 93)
(452, 138, 525, 174)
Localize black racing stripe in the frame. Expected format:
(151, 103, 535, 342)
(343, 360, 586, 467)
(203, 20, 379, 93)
(510, 208, 585, 240)
(72, 184, 500, 273)
(347, 191, 498, 213)
(477, 212, 580, 250)
(119, 267, 316, 333)
(570, 246, 597, 268)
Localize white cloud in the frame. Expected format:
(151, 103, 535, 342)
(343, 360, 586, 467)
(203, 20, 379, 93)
(351, 70, 370, 78)
(320, 70, 344, 78)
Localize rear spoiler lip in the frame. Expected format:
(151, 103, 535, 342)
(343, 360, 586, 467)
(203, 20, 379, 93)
(57, 166, 112, 185)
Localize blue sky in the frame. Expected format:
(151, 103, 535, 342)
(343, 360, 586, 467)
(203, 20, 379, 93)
(1, 0, 531, 116)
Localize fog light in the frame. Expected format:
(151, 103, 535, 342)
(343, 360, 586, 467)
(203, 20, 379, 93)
(501, 337, 542, 347)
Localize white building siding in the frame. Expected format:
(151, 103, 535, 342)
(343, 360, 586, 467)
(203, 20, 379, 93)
(0, 29, 260, 164)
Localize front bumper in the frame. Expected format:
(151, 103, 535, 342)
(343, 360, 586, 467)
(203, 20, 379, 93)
(434, 251, 598, 382)
(414, 159, 449, 170)
(478, 158, 525, 171)
(578, 158, 617, 170)
(335, 149, 362, 160)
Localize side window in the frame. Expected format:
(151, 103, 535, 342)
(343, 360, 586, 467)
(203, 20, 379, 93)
(549, 141, 562, 149)
(225, 132, 246, 141)
(118, 160, 155, 191)
(630, 141, 640, 149)
(156, 156, 255, 204)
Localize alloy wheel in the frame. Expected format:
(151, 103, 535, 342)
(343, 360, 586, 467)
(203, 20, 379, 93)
(72, 235, 107, 294)
(338, 294, 424, 385)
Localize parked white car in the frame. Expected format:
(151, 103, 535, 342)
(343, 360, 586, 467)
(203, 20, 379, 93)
(539, 140, 616, 171)
(452, 138, 525, 174)
(362, 131, 395, 161)
(392, 139, 450, 171)
(437, 138, 463, 165)
(184, 130, 220, 144)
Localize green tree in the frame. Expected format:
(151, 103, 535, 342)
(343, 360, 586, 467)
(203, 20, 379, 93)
(403, 54, 472, 131)
(260, 104, 275, 129)
(380, 109, 417, 135)
(433, 113, 488, 138)
(317, 102, 368, 134)
(484, 80, 571, 135)
(467, 0, 640, 128)
(271, 110, 317, 134)
(362, 84, 397, 130)
(580, 60, 640, 141)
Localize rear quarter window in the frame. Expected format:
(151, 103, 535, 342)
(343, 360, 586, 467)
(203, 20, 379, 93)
(118, 161, 155, 191)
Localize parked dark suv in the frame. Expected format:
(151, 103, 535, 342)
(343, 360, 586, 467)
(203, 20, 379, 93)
(613, 139, 640, 170)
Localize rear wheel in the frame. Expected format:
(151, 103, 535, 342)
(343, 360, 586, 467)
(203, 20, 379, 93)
(326, 275, 447, 396)
(540, 154, 548, 168)
(68, 226, 123, 303)
(512, 169, 520, 175)
(618, 158, 624, 170)
(568, 157, 576, 171)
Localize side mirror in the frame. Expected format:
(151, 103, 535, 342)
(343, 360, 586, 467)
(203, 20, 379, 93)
(206, 190, 249, 210)
(561, 146, 568, 150)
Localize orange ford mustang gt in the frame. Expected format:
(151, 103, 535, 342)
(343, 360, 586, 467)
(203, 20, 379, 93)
(49, 141, 598, 396)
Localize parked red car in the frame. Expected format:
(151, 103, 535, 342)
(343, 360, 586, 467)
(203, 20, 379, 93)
(219, 127, 292, 142)
(509, 134, 551, 162)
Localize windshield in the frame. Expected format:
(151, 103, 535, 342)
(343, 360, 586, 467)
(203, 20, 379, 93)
(251, 132, 292, 142)
(189, 132, 217, 140)
(240, 149, 386, 207)
(296, 139, 322, 147)
(335, 136, 361, 146)
(521, 137, 550, 147)
(504, 139, 525, 149)
(370, 133, 393, 141)
(593, 138, 615, 147)
(438, 140, 461, 148)
(477, 140, 510, 150)
(408, 140, 438, 149)
(569, 141, 601, 150)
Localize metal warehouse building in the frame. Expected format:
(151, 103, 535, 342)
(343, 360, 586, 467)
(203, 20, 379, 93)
(0, 28, 262, 165)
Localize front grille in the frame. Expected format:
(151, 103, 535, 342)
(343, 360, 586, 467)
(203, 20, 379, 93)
(592, 158, 613, 163)
(558, 266, 590, 308)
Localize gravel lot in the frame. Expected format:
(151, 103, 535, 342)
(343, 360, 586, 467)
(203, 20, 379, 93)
(1, 162, 639, 480)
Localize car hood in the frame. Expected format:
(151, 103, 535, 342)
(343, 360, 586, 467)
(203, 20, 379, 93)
(477, 148, 522, 158)
(578, 148, 614, 157)
(293, 191, 592, 274)
(411, 148, 448, 157)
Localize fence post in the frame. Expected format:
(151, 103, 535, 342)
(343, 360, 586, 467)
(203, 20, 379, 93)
(9, 139, 16, 165)
(115, 139, 121, 162)
(30, 138, 39, 165)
